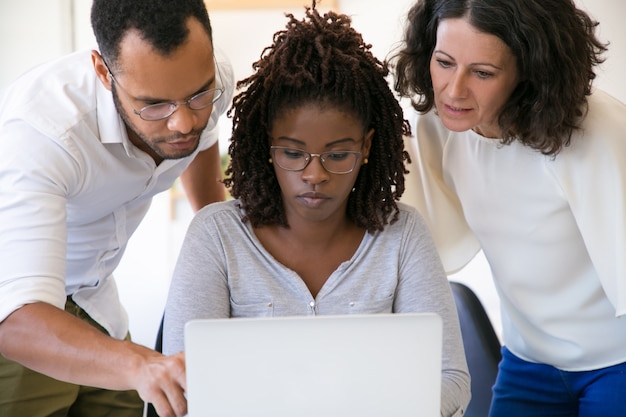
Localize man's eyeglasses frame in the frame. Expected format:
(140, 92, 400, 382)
(102, 56, 225, 121)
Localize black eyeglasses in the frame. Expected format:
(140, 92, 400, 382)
(103, 58, 225, 121)
(270, 146, 362, 174)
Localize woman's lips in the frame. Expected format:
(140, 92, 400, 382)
(298, 192, 330, 208)
(444, 103, 471, 115)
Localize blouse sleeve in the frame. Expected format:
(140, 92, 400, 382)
(401, 111, 481, 274)
(551, 90, 626, 317)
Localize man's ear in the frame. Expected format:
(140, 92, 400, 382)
(91, 50, 112, 91)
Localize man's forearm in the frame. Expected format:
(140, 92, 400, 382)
(0, 302, 145, 389)
(180, 142, 226, 211)
(0, 302, 187, 416)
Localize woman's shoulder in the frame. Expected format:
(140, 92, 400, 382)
(193, 199, 243, 223)
(383, 202, 429, 234)
(395, 201, 419, 217)
(549, 90, 626, 177)
(585, 89, 626, 126)
(408, 109, 474, 154)
(411, 109, 449, 137)
(561, 89, 626, 156)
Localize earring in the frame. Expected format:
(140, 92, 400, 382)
(363, 158, 368, 164)
(269, 157, 273, 163)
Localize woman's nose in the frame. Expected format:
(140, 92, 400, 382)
(301, 155, 330, 184)
(448, 71, 468, 98)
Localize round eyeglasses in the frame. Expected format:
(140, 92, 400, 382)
(104, 59, 225, 121)
(270, 146, 362, 174)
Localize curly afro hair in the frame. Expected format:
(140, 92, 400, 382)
(224, 2, 410, 233)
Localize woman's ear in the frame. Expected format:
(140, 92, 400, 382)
(91, 50, 113, 91)
(362, 128, 375, 162)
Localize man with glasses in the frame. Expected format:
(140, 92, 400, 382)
(0, 0, 233, 416)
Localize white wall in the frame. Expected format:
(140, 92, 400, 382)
(0, 0, 72, 86)
(577, 0, 626, 100)
(1, 0, 625, 347)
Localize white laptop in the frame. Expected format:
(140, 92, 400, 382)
(184, 313, 442, 417)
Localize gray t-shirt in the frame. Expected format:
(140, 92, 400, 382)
(164, 199, 470, 416)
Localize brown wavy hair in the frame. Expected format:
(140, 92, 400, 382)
(392, 0, 608, 156)
(224, 2, 410, 232)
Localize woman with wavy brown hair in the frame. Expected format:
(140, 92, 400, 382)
(394, 0, 626, 415)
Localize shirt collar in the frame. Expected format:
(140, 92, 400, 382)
(96, 79, 128, 145)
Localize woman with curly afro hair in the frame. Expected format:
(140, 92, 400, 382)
(163, 3, 470, 415)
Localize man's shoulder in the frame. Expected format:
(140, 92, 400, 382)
(0, 50, 98, 134)
(2, 50, 94, 99)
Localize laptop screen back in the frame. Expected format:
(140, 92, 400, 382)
(185, 313, 442, 417)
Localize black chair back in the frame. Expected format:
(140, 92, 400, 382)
(450, 281, 501, 417)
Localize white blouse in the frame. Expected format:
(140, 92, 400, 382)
(403, 89, 626, 371)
